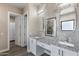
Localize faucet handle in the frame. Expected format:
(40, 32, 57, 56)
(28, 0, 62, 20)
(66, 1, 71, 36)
(68, 37, 72, 43)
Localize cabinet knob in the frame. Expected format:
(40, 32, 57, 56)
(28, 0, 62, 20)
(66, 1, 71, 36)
(58, 49, 60, 55)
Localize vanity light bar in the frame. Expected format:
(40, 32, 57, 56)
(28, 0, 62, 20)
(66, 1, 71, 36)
(58, 3, 70, 7)
(57, 3, 75, 10)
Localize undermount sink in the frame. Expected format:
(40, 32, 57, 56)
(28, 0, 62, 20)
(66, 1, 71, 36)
(58, 41, 74, 47)
(34, 36, 40, 39)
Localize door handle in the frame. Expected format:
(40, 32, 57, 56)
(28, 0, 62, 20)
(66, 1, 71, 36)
(62, 51, 63, 56)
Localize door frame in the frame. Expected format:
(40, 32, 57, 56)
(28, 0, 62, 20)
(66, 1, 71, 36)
(23, 12, 28, 46)
(8, 11, 20, 50)
(23, 11, 30, 52)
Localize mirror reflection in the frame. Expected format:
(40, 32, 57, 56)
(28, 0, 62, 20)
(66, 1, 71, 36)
(45, 17, 56, 36)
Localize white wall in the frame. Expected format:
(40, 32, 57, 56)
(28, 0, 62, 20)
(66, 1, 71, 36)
(9, 22, 15, 41)
(0, 4, 22, 52)
(23, 3, 57, 52)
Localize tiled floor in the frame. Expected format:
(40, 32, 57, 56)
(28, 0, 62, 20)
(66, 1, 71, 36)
(1, 41, 27, 56)
(0, 41, 49, 56)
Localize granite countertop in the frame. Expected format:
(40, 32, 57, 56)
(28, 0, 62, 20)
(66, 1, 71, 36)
(31, 37, 79, 52)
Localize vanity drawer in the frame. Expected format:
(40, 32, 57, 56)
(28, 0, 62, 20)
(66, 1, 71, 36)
(37, 41, 51, 51)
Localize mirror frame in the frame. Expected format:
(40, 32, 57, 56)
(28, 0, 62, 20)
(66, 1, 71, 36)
(45, 17, 56, 37)
(61, 19, 76, 31)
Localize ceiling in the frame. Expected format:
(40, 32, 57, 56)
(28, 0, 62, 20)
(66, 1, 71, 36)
(6, 3, 57, 10)
(6, 3, 28, 9)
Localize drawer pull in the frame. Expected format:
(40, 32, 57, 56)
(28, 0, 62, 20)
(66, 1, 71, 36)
(62, 51, 63, 56)
(58, 49, 60, 55)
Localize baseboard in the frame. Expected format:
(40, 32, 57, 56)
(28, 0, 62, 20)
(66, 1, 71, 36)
(0, 48, 9, 53)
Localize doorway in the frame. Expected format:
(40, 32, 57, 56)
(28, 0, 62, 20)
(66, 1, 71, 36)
(9, 15, 16, 49)
(8, 12, 19, 49)
(7, 12, 27, 55)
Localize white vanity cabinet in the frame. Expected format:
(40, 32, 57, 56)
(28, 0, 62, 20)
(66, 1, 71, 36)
(30, 38, 36, 55)
(51, 45, 62, 56)
(51, 45, 77, 56)
(62, 49, 77, 56)
(30, 38, 44, 56)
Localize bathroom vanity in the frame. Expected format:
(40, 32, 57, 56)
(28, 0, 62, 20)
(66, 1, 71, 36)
(29, 37, 79, 56)
(28, 4, 78, 56)
(29, 16, 78, 56)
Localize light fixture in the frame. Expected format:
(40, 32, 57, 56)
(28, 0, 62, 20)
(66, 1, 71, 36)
(38, 9, 44, 14)
(58, 3, 72, 8)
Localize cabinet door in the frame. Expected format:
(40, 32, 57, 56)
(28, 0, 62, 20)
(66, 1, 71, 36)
(63, 49, 77, 56)
(30, 38, 36, 55)
(51, 45, 61, 56)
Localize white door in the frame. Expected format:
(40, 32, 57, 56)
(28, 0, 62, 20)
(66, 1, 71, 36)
(15, 15, 27, 47)
(15, 16, 21, 46)
(20, 15, 27, 47)
(63, 49, 77, 56)
(30, 38, 36, 55)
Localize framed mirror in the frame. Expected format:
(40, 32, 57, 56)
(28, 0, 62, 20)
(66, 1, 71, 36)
(45, 17, 56, 36)
(61, 20, 76, 31)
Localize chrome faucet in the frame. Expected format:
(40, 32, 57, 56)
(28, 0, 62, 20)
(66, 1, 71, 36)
(65, 37, 71, 43)
(66, 38, 69, 42)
